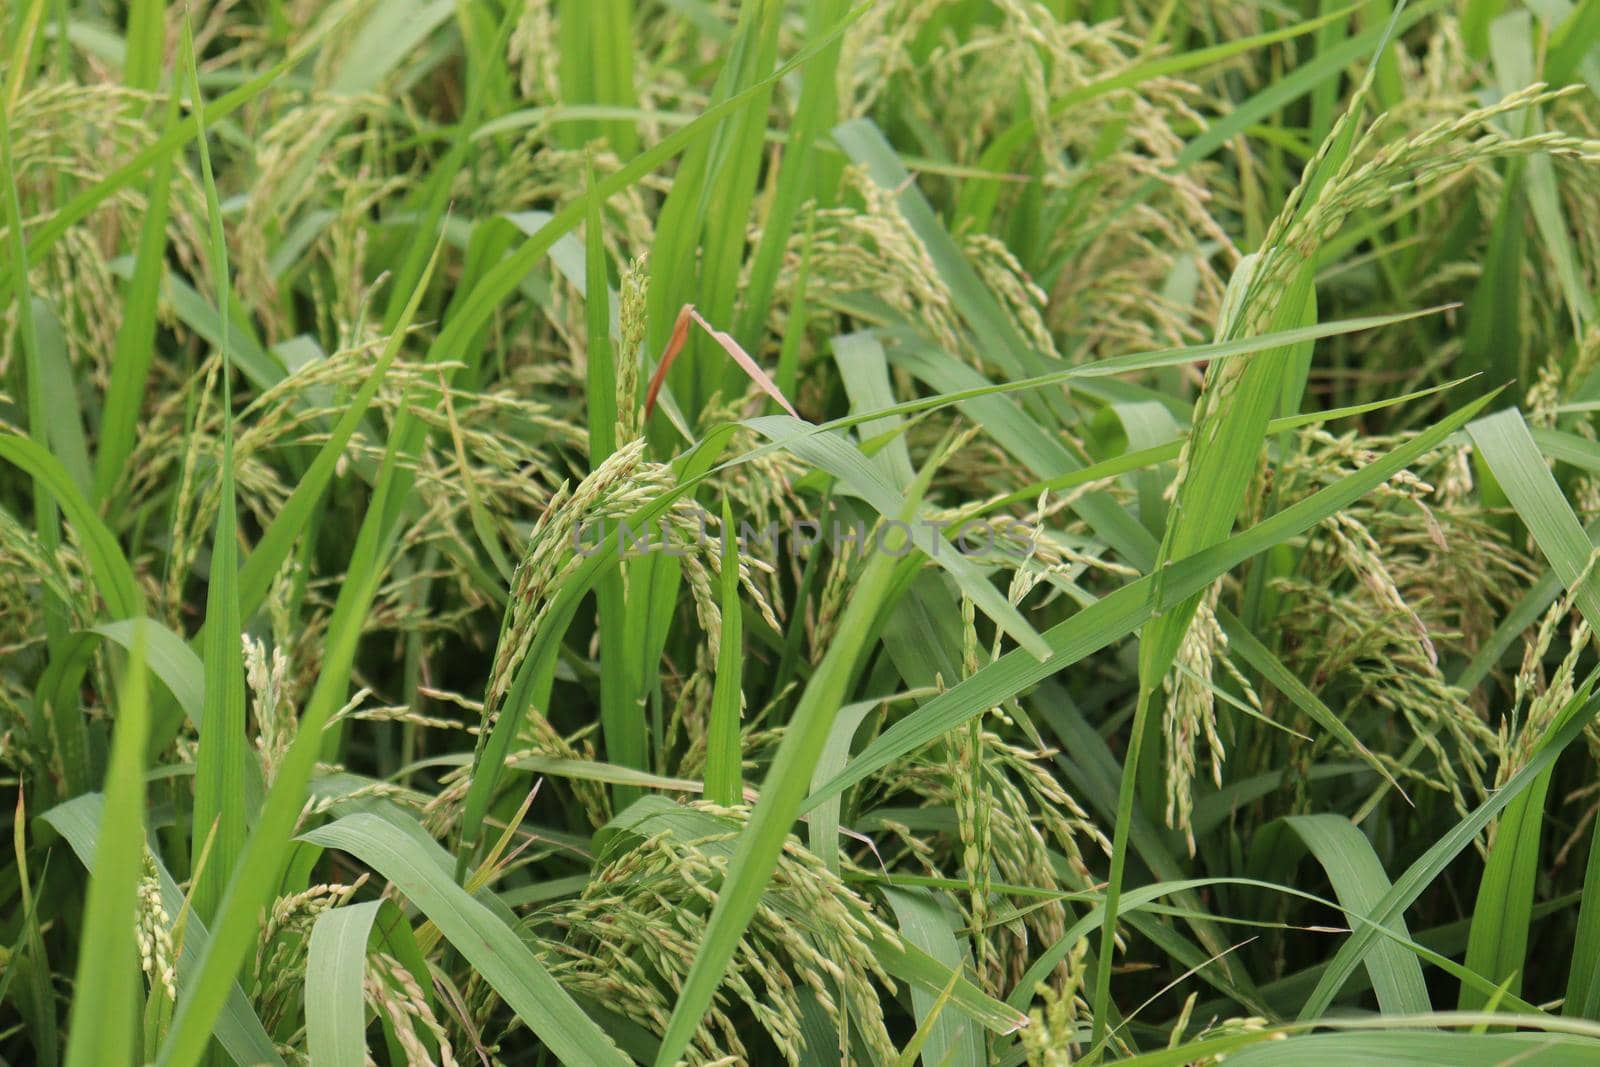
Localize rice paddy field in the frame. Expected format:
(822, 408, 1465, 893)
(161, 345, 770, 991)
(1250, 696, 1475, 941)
(9, 0, 1600, 1063)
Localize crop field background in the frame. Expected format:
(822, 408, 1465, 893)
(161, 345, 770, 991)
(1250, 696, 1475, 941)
(5, 0, 1600, 1064)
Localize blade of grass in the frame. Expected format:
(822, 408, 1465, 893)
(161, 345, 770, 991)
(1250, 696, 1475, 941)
(183, 19, 247, 924)
(651, 444, 942, 1066)
(1093, 16, 1404, 1042)
(882, 887, 986, 1067)
(376, 8, 498, 335)
(0, 836, 49, 1057)
(805, 388, 1496, 810)
(1464, 407, 1600, 1010)
(1462, 13, 1534, 394)
(583, 163, 618, 464)
(1, 110, 93, 794)
(123, 0, 164, 91)
(91, 618, 267, 814)
(1300, 681, 1600, 1019)
(772, 208, 815, 405)
(834, 331, 915, 488)
(1547, 0, 1600, 85)
(870, 933, 1029, 1037)
(29, 300, 92, 502)
(890, 968, 964, 1067)
(97, 84, 185, 504)
(305, 901, 382, 1067)
(326, 0, 454, 95)
(1283, 814, 1430, 1014)
(507, 754, 706, 794)
(61, 632, 149, 1067)
(3, 0, 45, 106)
(12, 795, 58, 1067)
(94, 619, 203, 725)
(1567, 810, 1600, 1018)
(301, 812, 630, 1066)
(556, 0, 637, 155)
(1458, 760, 1553, 1012)
(584, 162, 643, 808)
(705, 499, 744, 806)
(44, 794, 284, 1066)
(1469, 409, 1600, 632)
(807, 697, 878, 874)
(1202, 1028, 1600, 1066)
(155, 194, 443, 1067)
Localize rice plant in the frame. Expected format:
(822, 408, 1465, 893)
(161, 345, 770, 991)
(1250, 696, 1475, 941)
(6, 1, 1600, 1064)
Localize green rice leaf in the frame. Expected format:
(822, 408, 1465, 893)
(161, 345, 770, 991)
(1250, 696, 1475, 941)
(1300, 685, 1600, 1019)
(44, 793, 284, 1066)
(807, 390, 1495, 810)
(881, 887, 987, 1067)
(1466, 407, 1600, 1010)
(300, 812, 630, 1066)
(183, 15, 248, 923)
(96, 83, 181, 504)
(652, 440, 941, 1066)
(705, 499, 745, 806)
(305, 901, 382, 1067)
(1283, 814, 1430, 1015)
(61, 630, 149, 1067)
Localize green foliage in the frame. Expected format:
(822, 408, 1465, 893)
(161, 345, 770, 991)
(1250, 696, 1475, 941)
(5, 2, 1600, 1064)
